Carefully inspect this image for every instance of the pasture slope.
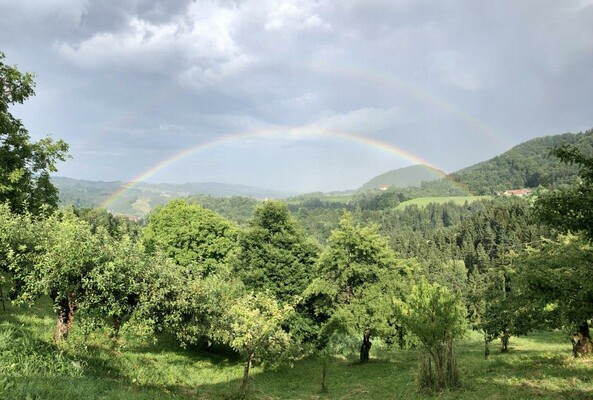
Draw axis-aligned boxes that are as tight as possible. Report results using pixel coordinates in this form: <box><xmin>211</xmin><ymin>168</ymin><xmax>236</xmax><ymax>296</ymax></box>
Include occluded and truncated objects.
<box><xmin>1</xmin><ymin>295</ymin><xmax>592</xmax><ymax>399</ymax></box>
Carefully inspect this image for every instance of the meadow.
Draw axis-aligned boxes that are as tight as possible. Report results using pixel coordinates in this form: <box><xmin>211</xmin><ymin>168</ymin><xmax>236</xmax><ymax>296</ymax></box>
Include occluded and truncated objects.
<box><xmin>2</xmin><ymin>296</ymin><xmax>592</xmax><ymax>400</ymax></box>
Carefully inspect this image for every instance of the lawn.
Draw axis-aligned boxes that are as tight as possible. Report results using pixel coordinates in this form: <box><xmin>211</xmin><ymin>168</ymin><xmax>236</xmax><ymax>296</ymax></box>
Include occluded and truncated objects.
<box><xmin>1</xmin><ymin>297</ymin><xmax>592</xmax><ymax>399</ymax></box>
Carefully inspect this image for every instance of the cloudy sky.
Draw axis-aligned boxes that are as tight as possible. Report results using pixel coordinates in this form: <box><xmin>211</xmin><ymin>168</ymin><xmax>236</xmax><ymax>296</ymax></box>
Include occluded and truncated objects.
<box><xmin>1</xmin><ymin>0</ymin><xmax>592</xmax><ymax>192</ymax></box>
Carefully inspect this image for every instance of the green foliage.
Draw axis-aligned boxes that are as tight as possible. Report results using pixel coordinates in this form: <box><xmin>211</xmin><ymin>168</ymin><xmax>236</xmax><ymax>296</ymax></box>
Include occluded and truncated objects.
<box><xmin>143</xmin><ymin>199</ymin><xmax>238</xmax><ymax>276</ymax></box>
<box><xmin>535</xmin><ymin>143</ymin><xmax>593</xmax><ymax>241</ymax></box>
<box><xmin>188</xmin><ymin>195</ymin><xmax>259</xmax><ymax>226</ymax></box>
<box><xmin>307</xmin><ymin>212</ymin><xmax>415</xmax><ymax>362</ymax></box>
<box><xmin>75</xmin><ymin>207</ymin><xmax>141</xmax><ymax>239</ymax></box>
<box><xmin>129</xmin><ymin>253</ymin><xmax>187</xmax><ymax>337</ymax></box>
<box><xmin>311</xmin><ymin>212</ymin><xmax>403</xmax><ymax>300</ymax></box>
<box><xmin>450</xmin><ymin>129</ymin><xmax>593</xmax><ymax>194</ymax></box>
<box><xmin>0</xmin><ymin>51</ymin><xmax>69</xmax><ymax>215</ymax></box>
<box><xmin>212</xmin><ymin>292</ymin><xmax>293</xmax><ymax>361</ymax></box>
<box><xmin>233</xmin><ymin>200</ymin><xmax>318</xmax><ymax>303</ymax></box>
<box><xmin>399</xmin><ymin>280</ymin><xmax>466</xmax><ymax>390</ymax></box>
<box><xmin>395</xmin><ymin>196</ymin><xmax>491</xmax><ymax>211</ymax></box>
<box><xmin>400</xmin><ymin>280</ymin><xmax>466</xmax><ymax>354</ymax></box>
<box><xmin>211</xmin><ymin>291</ymin><xmax>294</xmax><ymax>395</ymax></box>
<box><xmin>77</xmin><ymin>234</ymin><xmax>147</xmax><ymax>336</ymax></box>
<box><xmin>466</xmin><ymin>264</ymin><xmax>524</xmax><ymax>355</ymax></box>
<box><xmin>515</xmin><ymin>235</ymin><xmax>593</xmax><ymax>335</ymax></box>
<box><xmin>9</xmin><ymin>207</ymin><xmax>110</xmax><ymax>340</ymax></box>
<box><xmin>164</xmin><ymin>272</ymin><xmax>245</xmax><ymax>347</ymax></box>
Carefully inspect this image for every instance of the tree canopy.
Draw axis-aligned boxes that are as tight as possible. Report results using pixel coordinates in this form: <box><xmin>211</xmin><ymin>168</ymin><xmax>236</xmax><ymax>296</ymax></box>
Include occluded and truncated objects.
<box><xmin>535</xmin><ymin>144</ymin><xmax>593</xmax><ymax>241</ymax></box>
<box><xmin>232</xmin><ymin>200</ymin><xmax>318</xmax><ymax>303</ymax></box>
<box><xmin>0</xmin><ymin>52</ymin><xmax>69</xmax><ymax>214</ymax></box>
<box><xmin>142</xmin><ymin>199</ymin><xmax>238</xmax><ymax>276</ymax></box>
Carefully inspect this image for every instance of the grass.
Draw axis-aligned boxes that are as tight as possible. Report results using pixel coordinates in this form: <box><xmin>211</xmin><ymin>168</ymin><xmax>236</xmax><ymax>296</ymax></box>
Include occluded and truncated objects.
<box><xmin>1</xmin><ymin>297</ymin><xmax>593</xmax><ymax>399</ymax></box>
<box><xmin>395</xmin><ymin>196</ymin><xmax>492</xmax><ymax>211</ymax></box>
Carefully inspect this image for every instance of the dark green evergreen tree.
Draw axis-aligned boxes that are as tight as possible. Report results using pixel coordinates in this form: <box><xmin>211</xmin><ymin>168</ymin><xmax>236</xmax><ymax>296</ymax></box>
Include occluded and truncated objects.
<box><xmin>232</xmin><ymin>200</ymin><xmax>318</xmax><ymax>304</ymax></box>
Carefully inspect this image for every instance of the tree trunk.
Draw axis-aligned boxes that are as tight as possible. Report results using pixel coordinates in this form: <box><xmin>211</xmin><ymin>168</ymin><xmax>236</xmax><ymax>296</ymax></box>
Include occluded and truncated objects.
<box><xmin>320</xmin><ymin>356</ymin><xmax>328</xmax><ymax>392</ymax></box>
<box><xmin>110</xmin><ymin>315</ymin><xmax>122</xmax><ymax>338</ymax></box>
<box><xmin>484</xmin><ymin>335</ymin><xmax>490</xmax><ymax>359</ymax></box>
<box><xmin>434</xmin><ymin>350</ymin><xmax>444</xmax><ymax>389</ymax></box>
<box><xmin>359</xmin><ymin>333</ymin><xmax>372</xmax><ymax>363</ymax></box>
<box><xmin>500</xmin><ymin>332</ymin><xmax>509</xmax><ymax>353</ymax></box>
<box><xmin>571</xmin><ymin>321</ymin><xmax>593</xmax><ymax>357</ymax></box>
<box><xmin>54</xmin><ymin>295</ymin><xmax>75</xmax><ymax>342</ymax></box>
<box><xmin>240</xmin><ymin>351</ymin><xmax>254</xmax><ymax>397</ymax></box>
<box><xmin>0</xmin><ymin>284</ymin><xmax>5</xmax><ymax>312</ymax></box>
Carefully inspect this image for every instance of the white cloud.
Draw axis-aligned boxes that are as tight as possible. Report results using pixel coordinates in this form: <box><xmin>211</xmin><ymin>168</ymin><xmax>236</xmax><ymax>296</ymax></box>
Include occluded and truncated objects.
<box><xmin>264</xmin><ymin>0</ymin><xmax>331</xmax><ymax>32</ymax></box>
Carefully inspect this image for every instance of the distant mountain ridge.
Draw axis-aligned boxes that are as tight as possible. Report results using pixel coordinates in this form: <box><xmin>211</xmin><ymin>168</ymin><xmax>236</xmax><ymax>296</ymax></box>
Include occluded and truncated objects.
<box><xmin>54</xmin><ymin>177</ymin><xmax>293</xmax><ymax>217</ymax></box>
<box><xmin>359</xmin><ymin>164</ymin><xmax>445</xmax><ymax>191</ymax></box>
<box><xmin>55</xmin><ymin>127</ymin><xmax>593</xmax><ymax>216</ymax></box>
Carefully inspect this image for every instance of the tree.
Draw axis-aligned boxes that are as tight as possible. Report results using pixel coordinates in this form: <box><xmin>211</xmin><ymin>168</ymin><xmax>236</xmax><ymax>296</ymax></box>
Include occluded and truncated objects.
<box><xmin>306</xmin><ymin>212</ymin><xmax>414</xmax><ymax>363</ymax></box>
<box><xmin>0</xmin><ymin>203</ymin><xmax>39</xmax><ymax>309</ymax></box>
<box><xmin>467</xmin><ymin>265</ymin><xmax>523</xmax><ymax>357</ymax></box>
<box><xmin>314</xmin><ymin>320</ymin><xmax>358</xmax><ymax>393</ymax></box>
<box><xmin>514</xmin><ymin>235</ymin><xmax>593</xmax><ymax>357</ymax></box>
<box><xmin>535</xmin><ymin>144</ymin><xmax>593</xmax><ymax>241</ymax></box>
<box><xmin>0</xmin><ymin>51</ymin><xmax>69</xmax><ymax>215</ymax></box>
<box><xmin>75</xmin><ymin>207</ymin><xmax>141</xmax><ymax>240</ymax></box>
<box><xmin>532</xmin><ymin>145</ymin><xmax>593</xmax><ymax>356</ymax></box>
<box><xmin>211</xmin><ymin>292</ymin><xmax>293</xmax><ymax>397</ymax></box>
<box><xmin>78</xmin><ymin>234</ymin><xmax>147</xmax><ymax>337</ymax></box>
<box><xmin>233</xmin><ymin>200</ymin><xmax>318</xmax><ymax>304</ymax></box>
<box><xmin>398</xmin><ymin>280</ymin><xmax>466</xmax><ymax>391</ymax></box>
<box><xmin>142</xmin><ymin>199</ymin><xmax>238</xmax><ymax>276</ymax></box>
<box><xmin>10</xmin><ymin>208</ymin><xmax>108</xmax><ymax>341</ymax></box>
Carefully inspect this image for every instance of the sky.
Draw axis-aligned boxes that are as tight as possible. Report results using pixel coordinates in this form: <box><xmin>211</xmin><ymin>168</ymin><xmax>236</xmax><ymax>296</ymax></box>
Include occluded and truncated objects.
<box><xmin>1</xmin><ymin>0</ymin><xmax>592</xmax><ymax>193</ymax></box>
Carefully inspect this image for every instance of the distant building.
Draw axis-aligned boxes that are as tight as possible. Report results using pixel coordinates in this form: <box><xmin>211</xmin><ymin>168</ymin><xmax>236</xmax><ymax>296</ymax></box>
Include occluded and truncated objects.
<box><xmin>379</xmin><ymin>185</ymin><xmax>389</xmax><ymax>191</ymax></box>
<box><xmin>502</xmin><ymin>188</ymin><xmax>532</xmax><ymax>197</ymax></box>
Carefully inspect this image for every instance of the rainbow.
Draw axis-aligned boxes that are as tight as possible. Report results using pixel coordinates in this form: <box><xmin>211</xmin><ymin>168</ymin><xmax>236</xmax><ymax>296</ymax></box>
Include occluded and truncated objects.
<box><xmin>300</xmin><ymin>61</ymin><xmax>507</xmax><ymax>149</ymax></box>
<box><xmin>92</xmin><ymin>62</ymin><xmax>508</xmax><ymax>151</ymax></box>
<box><xmin>96</xmin><ymin>61</ymin><xmax>504</xmax><ymax>209</ymax></box>
<box><xmin>99</xmin><ymin>127</ymin><xmax>471</xmax><ymax>209</ymax></box>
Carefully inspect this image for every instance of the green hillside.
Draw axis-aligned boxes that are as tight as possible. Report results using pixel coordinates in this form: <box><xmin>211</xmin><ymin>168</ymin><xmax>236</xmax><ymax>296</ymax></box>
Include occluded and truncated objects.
<box><xmin>54</xmin><ymin>177</ymin><xmax>291</xmax><ymax>217</ymax></box>
<box><xmin>449</xmin><ymin>128</ymin><xmax>593</xmax><ymax>194</ymax></box>
<box><xmin>359</xmin><ymin>164</ymin><xmax>445</xmax><ymax>191</ymax></box>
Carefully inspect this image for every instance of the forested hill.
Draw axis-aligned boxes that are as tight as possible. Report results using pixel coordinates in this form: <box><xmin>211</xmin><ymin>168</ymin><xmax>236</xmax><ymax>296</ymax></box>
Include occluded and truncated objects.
<box><xmin>53</xmin><ymin>177</ymin><xmax>292</xmax><ymax>217</ymax></box>
<box><xmin>448</xmin><ymin>128</ymin><xmax>593</xmax><ymax>194</ymax></box>
<box><xmin>358</xmin><ymin>164</ymin><xmax>445</xmax><ymax>191</ymax></box>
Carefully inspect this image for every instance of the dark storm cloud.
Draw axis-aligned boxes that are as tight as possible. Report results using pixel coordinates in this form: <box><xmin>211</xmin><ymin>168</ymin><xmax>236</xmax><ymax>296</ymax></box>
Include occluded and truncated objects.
<box><xmin>0</xmin><ymin>0</ymin><xmax>592</xmax><ymax>191</ymax></box>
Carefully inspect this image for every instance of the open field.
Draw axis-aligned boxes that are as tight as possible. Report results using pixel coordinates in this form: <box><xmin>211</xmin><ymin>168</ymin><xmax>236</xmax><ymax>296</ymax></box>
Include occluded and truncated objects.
<box><xmin>395</xmin><ymin>196</ymin><xmax>492</xmax><ymax>211</ymax></box>
<box><xmin>1</xmin><ymin>297</ymin><xmax>592</xmax><ymax>400</ymax></box>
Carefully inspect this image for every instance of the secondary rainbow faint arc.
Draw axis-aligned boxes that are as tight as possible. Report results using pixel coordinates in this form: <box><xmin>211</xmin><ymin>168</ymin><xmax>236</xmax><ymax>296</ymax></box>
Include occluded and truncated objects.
<box><xmin>95</xmin><ymin>62</ymin><xmax>508</xmax><ymax>151</ymax></box>
<box><xmin>99</xmin><ymin>128</ymin><xmax>471</xmax><ymax>209</ymax></box>
<box><xmin>302</xmin><ymin>61</ymin><xmax>508</xmax><ymax>149</ymax></box>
